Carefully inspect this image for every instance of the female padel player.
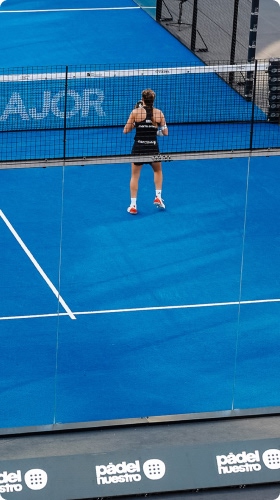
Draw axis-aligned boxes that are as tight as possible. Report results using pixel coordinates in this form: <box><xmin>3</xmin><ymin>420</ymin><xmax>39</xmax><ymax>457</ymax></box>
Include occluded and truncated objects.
<box><xmin>123</xmin><ymin>88</ymin><xmax>168</xmax><ymax>214</ymax></box>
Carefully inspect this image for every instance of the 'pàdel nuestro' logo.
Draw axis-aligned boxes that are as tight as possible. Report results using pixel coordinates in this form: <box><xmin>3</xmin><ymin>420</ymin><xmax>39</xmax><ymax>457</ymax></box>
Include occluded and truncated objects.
<box><xmin>95</xmin><ymin>459</ymin><xmax>166</xmax><ymax>486</ymax></box>
<box><xmin>216</xmin><ymin>447</ymin><xmax>280</xmax><ymax>475</ymax></box>
<box><xmin>216</xmin><ymin>450</ymin><xmax>261</xmax><ymax>474</ymax></box>
<box><xmin>0</xmin><ymin>468</ymin><xmax>48</xmax><ymax>493</ymax></box>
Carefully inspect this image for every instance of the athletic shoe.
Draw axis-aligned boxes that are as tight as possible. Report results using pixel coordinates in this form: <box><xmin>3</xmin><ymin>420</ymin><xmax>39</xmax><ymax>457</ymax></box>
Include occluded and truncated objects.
<box><xmin>153</xmin><ymin>197</ymin><xmax>165</xmax><ymax>209</ymax></box>
<box><xmin>127</xmin><ymin>206</ymin><xmax>138</xmax><ymax>214</ymax></box>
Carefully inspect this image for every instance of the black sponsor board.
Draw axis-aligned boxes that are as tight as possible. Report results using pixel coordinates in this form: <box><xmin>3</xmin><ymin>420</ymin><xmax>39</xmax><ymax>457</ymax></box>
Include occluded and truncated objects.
<box><xmin>115</xmin><ymin>484</ymin><xmax>280</xmax><ymax>500</ymax></box>
<box><xmin>1</xmin><ymin>438</ymin><xmax>280</xmax><ymax>499</ymax></box>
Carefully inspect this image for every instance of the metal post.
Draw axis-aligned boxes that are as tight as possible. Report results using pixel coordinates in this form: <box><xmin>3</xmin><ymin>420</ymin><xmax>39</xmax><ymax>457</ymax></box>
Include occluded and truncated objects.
<box><xmin>156</xmin><ymin>0</ymin><xmax>162</xmax><ymax>22</ymax></box>
<box><xmin>249</xmin><ymin>59</ymin><xmax>258</xmax><ymax>150</ymax></box>
<box><xmin>191</xmin><ymin>0</ymin><xmax>198</xmax><ymax>52</ymax></box>
<box><xmin>245</xmin><ymin>0</ymin><xmax>259</xmax><ymax>100</ymax></box>
<box><xmin>156</xmin><ymin>0</ymin><xmax>172</xmax><ymax>22</ymax></box>
<box><xmin>229</xmin><ymin>0</ymin><xmax>240</xmax><ymax>86</ymax></box>
<box><xmin>248</xmin><ymin>0</ymin><xmax>259</xmax><ymax>62</ymax></box>
<box><xmin>63</xmin><ymin>66</ymin><xmax>69</xmax><ymax>161</ymax></box>
<box><xmin>230</xmin><ymin>0</ymin><xmax>239</xmax><ymax>65</ymax></box>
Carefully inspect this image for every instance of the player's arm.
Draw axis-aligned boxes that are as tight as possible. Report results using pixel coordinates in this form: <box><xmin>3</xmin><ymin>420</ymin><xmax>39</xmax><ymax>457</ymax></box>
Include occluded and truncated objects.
<box><xmin>159</xmin><ymin>111</ymin><xmax>168</xmax><ymax>136</ymax></box>
<box><xmin>123</xmin><ymin>110</ymin><xmax>136</xmax><ymax>134</ymax></box>
<box><xmin>156</xmin><ymin>110</ymin><xmax>168</xmax><ymax>136</ymax></box>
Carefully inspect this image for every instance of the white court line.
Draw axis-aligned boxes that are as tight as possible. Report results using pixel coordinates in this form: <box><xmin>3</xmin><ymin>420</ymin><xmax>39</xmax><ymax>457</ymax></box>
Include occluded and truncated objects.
<box><xmin>1</xmin><ymin>298</ymin><xmax>280</xmax><ymax>321</ymax></box>
<box><xmin>0</xmin><ymin>7</ymin><xmax>140</xmax><ymax>13</ymax></box>
<box><xmin>0</xmin><ymin>210</ymin><xmax>76</xmax><ymax>320</ymax></box>
<box><xmin>0</xmin><ymin>64</ymin><xmax>263</xmax><ymax>83</ymax></box>
<box><xmin>0</xmin><ymin>313</ymin><xmax>68</xmax><ymax>321</ymax></box>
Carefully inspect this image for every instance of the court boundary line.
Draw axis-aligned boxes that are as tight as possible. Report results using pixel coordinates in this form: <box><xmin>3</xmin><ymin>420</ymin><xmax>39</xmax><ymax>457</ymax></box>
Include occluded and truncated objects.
<box><xmin>1</xmin><ymin>298</ymin><xmax>280</xmax><ymax>321</ymax></box>
<box><xmin>0</xmin><ymin>7</ymin><xmax>141</xmax><ymax>13</ymax></box>
<box><xmin>0</xmin><ymin>209</ymin><xmax>76</xmax><ymax>320</ymax></box>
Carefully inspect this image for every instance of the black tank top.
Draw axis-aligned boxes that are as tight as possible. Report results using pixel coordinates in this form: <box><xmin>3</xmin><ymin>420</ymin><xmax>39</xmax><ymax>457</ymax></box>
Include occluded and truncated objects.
<box><xmin>134</xmin><ymin>107</ymin><xmax>157</xmax><ymax>144</ymax></box>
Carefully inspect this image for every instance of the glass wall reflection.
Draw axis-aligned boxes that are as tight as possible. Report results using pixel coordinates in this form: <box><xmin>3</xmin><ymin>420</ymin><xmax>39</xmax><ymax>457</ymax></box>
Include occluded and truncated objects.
<box><xmin>133</xmin><ymin>0</ymin><xmax>157</xmax><ymax>20</ymax></box>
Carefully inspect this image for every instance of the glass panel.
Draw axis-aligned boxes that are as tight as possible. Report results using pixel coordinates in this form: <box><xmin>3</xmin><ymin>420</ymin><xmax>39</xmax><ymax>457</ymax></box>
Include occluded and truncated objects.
<box><xmin>0</xmin><ymin>167</ymin><xmax>64</xmax><ymax>427</ymax></box>
<box><xmin>233</xmin><ymin>155</ymin><xmax>280</xmax><ymax>410</ymax></box>
<box><xmin>54</xmin><ymin>157</ymin><xmax>247</xmax><ymax>424</ymax></box>
<box><xmin>1</xmin><ymin>153</ymin><xmax>280</xmax><ymax>429</ymax></box>
<box><xmin>133</xmin><ymin>0</ymin><xmax>157</xmax><ymax>20</ymax></box>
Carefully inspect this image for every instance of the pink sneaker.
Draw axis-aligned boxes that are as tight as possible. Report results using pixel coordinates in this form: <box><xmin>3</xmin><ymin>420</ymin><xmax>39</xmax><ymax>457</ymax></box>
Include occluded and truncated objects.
<box><xmin>127</xmin><ymin>205</ymin><xmax>138</xmax><ymax>214</ymax></box>
<box><xmin>153</xmin><ymin>197</ymin><xmax>165</xmax><ymax>209</ymax></box>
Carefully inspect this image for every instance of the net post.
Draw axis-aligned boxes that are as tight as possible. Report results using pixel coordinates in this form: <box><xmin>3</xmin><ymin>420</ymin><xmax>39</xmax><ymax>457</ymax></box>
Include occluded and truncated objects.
<box><xmin>63</xmin><ymin>65</ymin><xmax>69</xmax><ymax>161</ymax></box>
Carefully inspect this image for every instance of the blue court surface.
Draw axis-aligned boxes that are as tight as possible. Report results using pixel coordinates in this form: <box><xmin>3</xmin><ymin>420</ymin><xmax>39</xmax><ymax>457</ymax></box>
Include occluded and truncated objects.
<box><xmin>0</xmin><ymin>0</ymin><xmax>200</xmax><ymax>67</ymax></box>
<box><xmin>0</xmin><ymin>0</ymin><xmax>280</xmax><ymax>430</ymax></box>
<box><xmin>1</xmin><ymin>155</ymin><xmax>280</xmax><ymax>428</ymax></box>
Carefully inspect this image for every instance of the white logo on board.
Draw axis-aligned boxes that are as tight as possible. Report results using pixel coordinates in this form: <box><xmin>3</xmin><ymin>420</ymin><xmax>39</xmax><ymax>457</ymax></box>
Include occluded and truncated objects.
<box><xmin>216</xmin><ymin>450</ymin><xmax>261</xmax><ymax>475</ymax></box>
<box><xmin>216</xmin><ymin>447</ymin><xmax>280</xmax><ymax>475</ymax></box>
<box><xmin>0</xmin><ymin>468</ymin><xmax>48</xmax><ymax>494</ymax></box>
<box><xmin>95</xmin><ymin>458</ymin><xmax>166</xmax><ymax>486</ymax></box>
<box><xmin>142</xmin><ymin>459</ymin><xmax>166</xmax><ymax>480</ymax></box>
<box><xmin>262</xmin><ymin>449</ymin><xmax>280</xmax><ymax>469</ymax></box>
<box><xmin>24</xmin><ymin>469</ymin><xmax>48</xmax><ymax>490</ymax></box>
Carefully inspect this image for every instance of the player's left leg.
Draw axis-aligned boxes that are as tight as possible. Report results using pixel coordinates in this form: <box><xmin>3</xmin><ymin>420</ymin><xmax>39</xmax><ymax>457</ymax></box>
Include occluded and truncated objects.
<box><xmin>151</xmin><ymin>162</ymin><xmax>165</xmax><ymax>209</ymax></box>
<box><xmin>127</xmin><ymin>162</ymin><xmax>143</xmax><ymax>214</ymax></box>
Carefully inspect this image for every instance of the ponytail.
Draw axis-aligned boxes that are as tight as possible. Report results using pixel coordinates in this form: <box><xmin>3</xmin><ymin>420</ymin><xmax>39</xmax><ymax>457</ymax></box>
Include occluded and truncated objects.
<box><xmin>141</xmin><ymin>89</ymin><xmax>157</xmax><ymax>126</ymax></box>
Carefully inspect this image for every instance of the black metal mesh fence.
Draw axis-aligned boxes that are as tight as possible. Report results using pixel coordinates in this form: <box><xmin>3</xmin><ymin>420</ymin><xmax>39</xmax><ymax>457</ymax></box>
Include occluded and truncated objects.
<box><xmin>157</xmin><ymin>0</ymin><xmax>252</xmax><ymax>63</ymax></box>
<box><xmin>0</xmin><ymin>60</ymin><xmax>279</xmax><ymax>169</ymax></box>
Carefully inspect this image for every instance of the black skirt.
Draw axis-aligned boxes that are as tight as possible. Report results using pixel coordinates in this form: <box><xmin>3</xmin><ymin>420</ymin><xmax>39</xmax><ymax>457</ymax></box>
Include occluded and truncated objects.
<box><xmin>131</xmin><ymin>141</ymin><xmax>160</xmax><ymax>156</ymax></box>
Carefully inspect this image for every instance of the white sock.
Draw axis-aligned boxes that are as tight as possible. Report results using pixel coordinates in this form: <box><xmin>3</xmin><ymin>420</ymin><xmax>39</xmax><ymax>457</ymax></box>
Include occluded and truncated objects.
<box><xmin>131</xmin><ymin>198</ymin><xmax>137</xmax><ymax>207</ymax></box>
<box><xmin>156</xmin><ymin>190</ymin><xmax>162</xmax><ymax>199</ymax></box>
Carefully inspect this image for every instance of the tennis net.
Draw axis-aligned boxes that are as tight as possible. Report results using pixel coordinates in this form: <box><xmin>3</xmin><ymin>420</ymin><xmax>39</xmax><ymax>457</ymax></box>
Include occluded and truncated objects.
<box><xmin>0</xmin><ymin>60</ymin><xmax>279</xmax><ymax>168</ymax></box>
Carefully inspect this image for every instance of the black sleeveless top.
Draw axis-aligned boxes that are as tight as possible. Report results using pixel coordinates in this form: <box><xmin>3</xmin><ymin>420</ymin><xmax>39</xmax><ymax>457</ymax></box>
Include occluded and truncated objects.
<box><xmin>131</xmin><ymin>106</ymin><xmax>159</xmax><ymax>155</ymax></box>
